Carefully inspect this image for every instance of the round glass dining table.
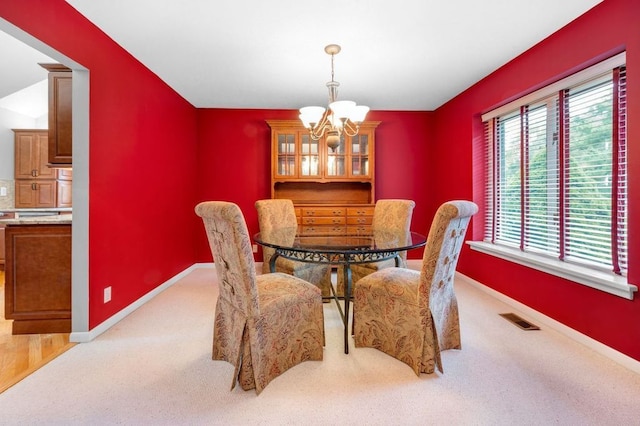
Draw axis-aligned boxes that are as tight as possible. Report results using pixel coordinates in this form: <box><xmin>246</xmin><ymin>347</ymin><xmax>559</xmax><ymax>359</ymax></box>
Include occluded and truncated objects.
<box><xmin>254</xmin><ymin>228</ymin><xmax>427</xmax><ymax>353</ymax></box>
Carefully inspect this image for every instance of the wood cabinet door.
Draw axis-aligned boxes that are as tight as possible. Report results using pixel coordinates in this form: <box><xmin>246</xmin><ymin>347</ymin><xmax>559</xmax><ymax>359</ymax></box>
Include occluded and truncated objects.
<box><xmin>4</xmin><ymin>224</ymin><xmax>72</xmax><ymax>334</ymax></box>
<box><xmin>36</xmin><ymin>181</ymin><xmax>57</xmax><ymax>207</ymax></box>
<box><xmin>14</xmin><ymin>133</ymin><xmax>36</xmax><ymax>180</ymax></box>
<box><xmin>57</xmin><ymin>168</ymin><xmax>73</xmax><ymax>180</ymax></box>
<box><xmin>273</xmin><ymin>130</ymin><xmax>299</xmax><ymax>179</ymax></box>
<box><xmin>14</xmin><ymin>130</ymin><xmax>55</xmax><ymax>180</ymax></box>
<box><xmin>15</xmin><ymin>181</ymin><xmax>36</xmax><ymax>207</ymax></box>
<box><xmin>348</xmin><ymin>131</ymin><xmax>373</xmax><ymax>179</ymax></box>
<box><xmin>299</xmin><ymin>134</ymin><xmax>322</xmax><ymax>178</ymax></box>
<box><xmin>57</xmin><ymin>180</ymin><xmax>72</xmax><ymax>207</ymax></box>
<box><xmin>15</xmin><ymin>180</ymin><xmax>57</xmax><ymax>208</ymax></box>
<box><xmin>48</xmin><ymin>69</ymin><xmax>73</xmax><ymax>165</ymax></box>
<box><xmin>0</xmin><ymin>225</ymin><xmax>5</xmax><ymax>267</ymax></box>
<box><xmin>325</xmin><ymin>135</ymin><xmax>347</xmax><ymax>178</ymax></box>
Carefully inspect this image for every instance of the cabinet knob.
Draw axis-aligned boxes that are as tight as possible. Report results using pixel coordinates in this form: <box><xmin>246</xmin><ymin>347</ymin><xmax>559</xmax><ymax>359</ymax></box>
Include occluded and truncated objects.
<box><xmin>32</xmin><ymin>169</ymin><xmax>37</xmax><ymax>177</ymax></box>
<box><xmin>31</xmin><ymin>183</ymin><xmax>37</xmax><ymax>190</ymax></box>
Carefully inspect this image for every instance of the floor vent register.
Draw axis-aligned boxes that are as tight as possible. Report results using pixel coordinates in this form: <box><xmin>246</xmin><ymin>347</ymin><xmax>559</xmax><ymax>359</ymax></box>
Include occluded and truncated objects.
<box><xmin>499</xmin><ymin>313</ymin><xmax>540</xmax><ymax>330</ymax></box>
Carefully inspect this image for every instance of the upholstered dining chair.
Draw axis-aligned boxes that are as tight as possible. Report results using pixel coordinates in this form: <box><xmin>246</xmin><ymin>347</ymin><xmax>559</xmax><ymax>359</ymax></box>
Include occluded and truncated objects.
<box><xmin>337</xmin><ymin>199</ymin><xmax>415</xmax><ymax>295</ymax></box>
<box><xmin>255</xmin><ymin>199</ymin><xmax>332</xmax><ymax>297</ymax></box>
<box><xmin>195</xmin><ymin>201</ymin><xmax>324</xmax><ymax>394</ymax></box>
<box><xmin>353</xmin><ymin>200</ymin><xmax>478</xmax><ymax>375</ymax></box>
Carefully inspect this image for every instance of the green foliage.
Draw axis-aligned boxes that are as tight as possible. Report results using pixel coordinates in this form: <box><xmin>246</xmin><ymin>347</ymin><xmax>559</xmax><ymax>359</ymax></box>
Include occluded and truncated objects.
<box><xmin>496</xmin><ymin>83</ymin><xmax>615</xmax><ymax>265</ymax></box>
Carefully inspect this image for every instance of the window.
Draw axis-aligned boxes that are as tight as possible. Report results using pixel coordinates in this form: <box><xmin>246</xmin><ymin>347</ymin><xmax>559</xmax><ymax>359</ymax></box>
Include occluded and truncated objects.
<box><xmin>470</xmin><ymin>53</ymin><xmax>635</xmax><ymax>299</ymax></box>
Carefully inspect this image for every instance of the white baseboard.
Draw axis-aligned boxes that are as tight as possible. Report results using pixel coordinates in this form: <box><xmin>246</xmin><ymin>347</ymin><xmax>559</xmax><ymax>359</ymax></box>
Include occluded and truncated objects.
<box><xmin>456</xmin><ymin>271</ymin><xmax>640</xmax><ymax>375</ymax></box>
<box><xmin>69</xmin><ymin>263</ymin><xmax>213</xmax><ymax>343</ymax></box>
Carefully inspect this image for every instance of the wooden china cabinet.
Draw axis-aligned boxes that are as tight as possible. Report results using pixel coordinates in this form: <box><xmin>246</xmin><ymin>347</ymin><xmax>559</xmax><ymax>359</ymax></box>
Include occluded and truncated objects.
<box><xmin>267</xmin><ymin>120</ymin><xmax>380</xmax><ymax>235</ymax></box>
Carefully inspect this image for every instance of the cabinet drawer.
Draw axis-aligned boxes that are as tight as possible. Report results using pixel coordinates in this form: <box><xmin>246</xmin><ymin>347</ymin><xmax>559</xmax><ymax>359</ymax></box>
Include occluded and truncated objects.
<box><xmin>57</xmin><ymin>168</ymin><xmax>73</xmax><ymax>181</ymax></box>
<box><xmin>347</xmin><ymin>225</ymin><xmax>372</xmax><ymax>234</ymax></box>
<box><xmin>346</xmin><ymin>216</ymin><xmax>372</xmax><ymax>225</ymax></box>
<box><xmin>347</xmin><ymin>207</ymin><xmax>374</xmax><ymax>216</ymax></box>
<box><xmin>302</xmin><ymin>225</ymin><xmax>346</xmax><ymax>235</ymax></box>
<box><xmin>302</xmin><ymin>207</ymin><xmax>346</xmax><ymax>217</ymax></box>
<box><xmin>302</xmin><ymin>216</ymin><xmax>346</xmax><ymax>225</ymax></box>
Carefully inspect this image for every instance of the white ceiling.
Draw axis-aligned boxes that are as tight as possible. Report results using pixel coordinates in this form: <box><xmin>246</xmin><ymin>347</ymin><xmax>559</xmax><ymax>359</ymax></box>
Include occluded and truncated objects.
<box><xmin>2</xmin><ymin>0</ymin><xmax>602</xmax><ymax>113</ymax></box>
<box><xmin>0</xmin><ymin>30</ymin><xmax>52</xmax><ymax>118</ymax></box>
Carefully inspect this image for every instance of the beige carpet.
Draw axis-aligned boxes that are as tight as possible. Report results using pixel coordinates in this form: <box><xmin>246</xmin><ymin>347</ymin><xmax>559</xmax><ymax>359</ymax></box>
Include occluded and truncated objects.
<box><xmin>0</xmin><ymin>263</ymin><xmax>639</xmax><ymax>425</ymax></box>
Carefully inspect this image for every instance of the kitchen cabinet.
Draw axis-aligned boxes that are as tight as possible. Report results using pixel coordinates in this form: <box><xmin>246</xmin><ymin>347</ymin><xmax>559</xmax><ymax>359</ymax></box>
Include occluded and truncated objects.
<box><xmin>267</xmin><ymin>120</ymin><xmax>379</xmax><ymax>234</ymax></box>
<box><xmin>40</xmin><ymin>63</ymin><xmax>72</xmax><ymax>166</ymax></box>
<box><xmin>0</xmin><ymin>227</ymin><xmax>3</xmax><ymax>270</ymax></box>
<box><xmin>15</xmin><ymin>180</ymin><xmax>57</xmax><ymax>208</ymax></box>
<box><xmin>0</xmin><ymin>212</ymin><xmax>15</xmax><ymax>270</ymax></box>
<box><xmin>13</xmin><ymin>130</ymin><xmax>73</xmax><ymax>208</ymax></box>
<box><xmin>4</xmin><ymin>223</ymin><xmax>72</xmax><ymax>334</ymax></box>
<box><xmin>56</xmin><ymin>169</ymin><xmax>73</xmax><ymax>208</ymax></box>
<box><xmin>14</xmin><ymin>129</ymin><xmax>56</xmax><ymax>208</ymax></box>
<box><xmin>14</xmin><ymin>130</ymin><xmax>56</xmax><ymax>180</ymax></box>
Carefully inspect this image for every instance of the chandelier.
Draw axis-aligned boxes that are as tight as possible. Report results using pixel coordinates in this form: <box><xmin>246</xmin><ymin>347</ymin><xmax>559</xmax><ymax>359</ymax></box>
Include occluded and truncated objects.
<box><xmin>299</xmin><ymin>44</ymin><xmax>369</xmax><ymax>151</ymax></box>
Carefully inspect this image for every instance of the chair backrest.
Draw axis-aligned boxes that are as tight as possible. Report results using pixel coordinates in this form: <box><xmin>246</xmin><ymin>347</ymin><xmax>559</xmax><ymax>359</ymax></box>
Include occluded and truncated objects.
<box><xmin>372</xmin><ymin>199</ymin><xmax>416</xmax><ymax>261</ymax></box>
<box><xmin>256</xmin><ymin>199</ymin><xmax>298</xmax><ymax>231</ymax></box>
<box><xmin>195</xmin><ymin>201</ymin><xmax>259</xmax><ymax>317</ymax></box>
<box><xmin>255</xmin><ymin>199</ymin><xmax>298</xmax><ymax>273</ymax></box>
<box><xmin>419</xmin><ymin>200</ymin><xmax>479</xmax><ymax>302</ymax></box>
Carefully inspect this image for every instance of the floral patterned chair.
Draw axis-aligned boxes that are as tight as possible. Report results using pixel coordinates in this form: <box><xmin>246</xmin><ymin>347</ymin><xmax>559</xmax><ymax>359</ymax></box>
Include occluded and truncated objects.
<box><xmin>195</xmin><ymin>201</ymin><xmax>324</xmax><ymax>394</ymax></box>
<box><xmin>255</xmin><ymin>199</ymin><xmax>332</xmax><ymax>297</ymax></box>
<box><xmin>337</xmin><ymin>199</ymin><xmax>415</xmax><ymax>295</ymax></box>
<box><xmin>353</xmin><ymin>200</ymin><xmax>478</xmax><ymax>375</ymax></box>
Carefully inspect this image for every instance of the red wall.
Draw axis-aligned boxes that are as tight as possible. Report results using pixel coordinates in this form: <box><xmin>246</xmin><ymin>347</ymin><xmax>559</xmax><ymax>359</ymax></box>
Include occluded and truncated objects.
<box><xmin>0</xmin><ymin>0</ymin><xmax>200</xmax><ymax>328</ymax></box>
<box><xmin>434</xmin><ymin>0</ymin><xmax>640</xmax><ymax>360</ymax></box>
<box><xmin>195</xmin><ymin>109</ymin><xmax>435</xmax><ymax>262</ymax></box>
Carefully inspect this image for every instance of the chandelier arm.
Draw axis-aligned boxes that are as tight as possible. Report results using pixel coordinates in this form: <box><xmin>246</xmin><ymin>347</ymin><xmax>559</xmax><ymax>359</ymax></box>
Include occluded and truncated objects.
<box><xmin>309</xmin><ymin>113</ymin><xmax>332</xmax><ymax>139</ymax></box>
<box><xmin>342</xmin><ymin>119</ymin><xmax>360</xmax><ymax>137</ymax></box>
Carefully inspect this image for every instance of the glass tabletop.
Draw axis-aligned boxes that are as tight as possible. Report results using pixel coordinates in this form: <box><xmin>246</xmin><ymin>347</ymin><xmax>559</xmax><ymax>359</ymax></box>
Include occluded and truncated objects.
<box><xmin>254</xmin><ymin>227</ymin><xmax>426</xmax><ymax>257</ymax></box>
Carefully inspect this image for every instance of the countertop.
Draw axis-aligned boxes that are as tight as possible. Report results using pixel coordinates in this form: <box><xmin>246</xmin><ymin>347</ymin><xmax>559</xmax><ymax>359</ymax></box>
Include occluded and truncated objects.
<box><xmin>1</xmin><ymin>207</ymin><xmax>72</xmax><ymax>214</ymax></box>
<box><xmin>0</xmin><ymin>213</ymin><xmax>72</xmax><ymax>225</ymax></box>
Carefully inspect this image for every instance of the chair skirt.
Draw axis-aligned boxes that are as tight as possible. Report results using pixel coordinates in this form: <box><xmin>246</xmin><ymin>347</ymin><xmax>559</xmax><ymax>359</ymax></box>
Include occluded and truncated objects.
<box><xmin>213</xmin><ymin>272</ymin><xmax>324</xmax><ymax>394</ymax></box>
<box><xmin>353</xmin><ymin>267</ymin><xmax>441</xmax><ymax>375</ymax></box>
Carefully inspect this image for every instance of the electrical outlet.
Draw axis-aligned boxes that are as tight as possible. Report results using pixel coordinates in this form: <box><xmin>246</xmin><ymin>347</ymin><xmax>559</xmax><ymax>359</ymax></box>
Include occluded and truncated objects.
<box><xmin>0</xmin><ymin>187</ymin><xmax>6</xmax><ymax>197</ymax></box>
<box><xmin>252</xmin><ymin>244</ymin><xmax>258</xmax><ymax>253</ymax></box>
<box><xmin>104</xmin><ymin>286</ymin><xmax>112</xmax><ymax>303</ymax></box>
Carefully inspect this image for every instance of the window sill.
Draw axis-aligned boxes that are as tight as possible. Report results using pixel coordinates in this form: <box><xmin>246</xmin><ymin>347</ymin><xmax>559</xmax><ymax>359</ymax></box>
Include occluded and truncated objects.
<box><xmin>467</xmin><ymin>241</ymin><xmax>637</xmax><ymax>300</ymax></box>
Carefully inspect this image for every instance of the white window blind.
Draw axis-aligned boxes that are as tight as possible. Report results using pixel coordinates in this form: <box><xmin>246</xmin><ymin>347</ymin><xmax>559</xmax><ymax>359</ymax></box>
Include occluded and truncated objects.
<box><xmin>482</xmin><ymin>56</ymin><xmax>627</xmax><ymax>277</ymax></box>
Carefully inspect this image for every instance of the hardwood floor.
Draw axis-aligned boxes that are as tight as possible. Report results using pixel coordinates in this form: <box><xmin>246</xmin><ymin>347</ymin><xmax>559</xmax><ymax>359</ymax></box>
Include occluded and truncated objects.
<box><xmin>0</xmin><ymin>270</ymin><xmax>75</xmax><ymax>393</ymax></box>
